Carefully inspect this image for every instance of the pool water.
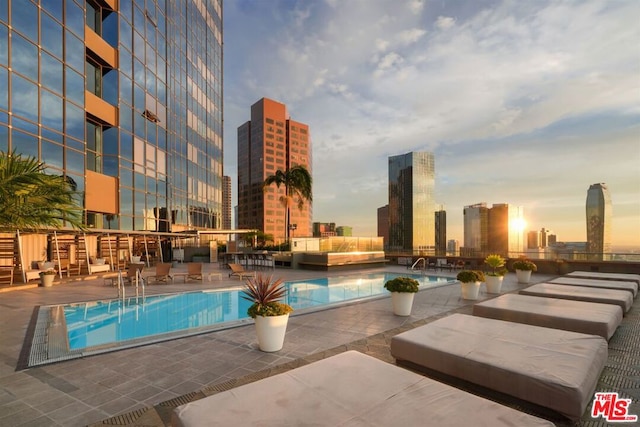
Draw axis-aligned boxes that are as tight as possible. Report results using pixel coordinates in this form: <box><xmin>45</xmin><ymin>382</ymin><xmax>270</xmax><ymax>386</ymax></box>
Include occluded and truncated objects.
<box><xmin>63</xmin><ymin>272</ymin><xmax>453</xmax><ymax>352</ymax></box>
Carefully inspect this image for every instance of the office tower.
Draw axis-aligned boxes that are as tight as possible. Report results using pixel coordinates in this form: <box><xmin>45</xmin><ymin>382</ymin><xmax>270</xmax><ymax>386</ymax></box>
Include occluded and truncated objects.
<box><xmin>388</xmin><ymin>152</ymin><xmax>435</xmax><ymax>252</ymax></box>
<box><xmin>0</xmin><ymin>1</ymin><xmax>223</xmax><ymax>232</ymax></box>
<box><xmin>539</xmin><ymin>228</ymin><xmax>550</xmax><ymax>248</ymax></box>
<box><xmin>447</xmin><ymin>239</ymin><xmax>459</xmax><ymax>256</ymax></box>
<box><xmin>336</xmin><ymin>226</ymin><xmax>352</xmax><ymax>237</ymax></box>
<box><xmin>548</xmin><ymin>234</ymin><xmax>557</xmax><ymax>245</ymax></box>
<box><xmin>435</xmin><ymin>209</ymin><xmax>446</xmax><ymax>255</ymax></box>
<box><xmin>223</xmin><ymin>176</ymin><xmax>232</xmax><ymax>229</ymax></box>
<box><xmin>377</xmin><ymin>205</ymin><xmax>389</xmax><ymax>248</ymax></box>
<box><xmin>586</xmin><ymin>183</ymin><xmax>612</xmax><ymax>260</ymax></box>
<box><xmin>488</xmin><ymin>203</ymin><xmax>525</xmax><ymax>256</ymax></box>
<box><xmin>463</xmin><ymin>203</ymin><xmax>524</xmax><ymax>256</ymax></box>
<box><xmin>313</xmin><ymin>222</ymin><xmax>336</xmax><ymax>237</ymax></box>
<box><xmin>463</xmin><ymin>203</ymin><xmax>488</xmax><ymax>256</ymax></box>
<box><xmin>527</xmin><ymin>230</ymin><xmax>540</xmax><ymax>249</ymax></box>
<box><xmin>237</xmin><ymin>98</ymin><xmax>311</xmax><ymax>241</ymax></box>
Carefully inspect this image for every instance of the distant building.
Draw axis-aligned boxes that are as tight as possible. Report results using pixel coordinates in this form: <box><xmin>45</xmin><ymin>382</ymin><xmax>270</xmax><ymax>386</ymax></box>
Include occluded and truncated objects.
<box><xmin>388</xmin><ymin>152</ymin><xmax>435</xmax><ymax>252</ymax></box>
<box><xmin>313</xmin><ymin>222</ymin><xmax>336</xmax><ymax>237</ymax></box>
<box><xmin>447</xmin><ymin>239</ymin><xmax>459</xmax><ymax>256</ymax></box>
<box><xmin>462</xmin><ymin>203</ymin><xmax>488</xmax><ymax>256</ymax></box>
<box><xmin>336</xmin><ymin>226</ymin><xmax>352</xmax><ymax>237</ymax></box>
<box><xmin>377</xmin><ymin>205</ymin><xmax>389</xmax><ymax>248</ymax></box>
<box><xmin>586</xmin><ymin>183</ymin><xmax>612</xmax><ymax>260</ymax></box>
<box><xmin>223</xmin><ymin>176</ymin><xmax>232</xmax><ymax>229</ymax></box>
<box><xmin>527</xmin><ymin>230</ymin><xmax>540</xmax><ymax>249</ymax></box>
<box><xmin>539</xmin><ymin>228</ymin><xmax>551</xmax><ymax>248</ymax></box>
<box><xmin>237</xmin><ymin>98</ymin><xmax>312</xmax><ymax>241</ymax></box>
<box><xmin>548</xmin><ymin>234</ymin><xmax>557</xmax><ymax>245</ymax></box>
<box><xmin>435</xmin><ymin>209</ymin><xmax>447</xmax><ymax>256</ymax></box>
<box><xmin>463</xmin><ymin>202</ymin><xmax>524</xmax><ymax>257</ymax></box>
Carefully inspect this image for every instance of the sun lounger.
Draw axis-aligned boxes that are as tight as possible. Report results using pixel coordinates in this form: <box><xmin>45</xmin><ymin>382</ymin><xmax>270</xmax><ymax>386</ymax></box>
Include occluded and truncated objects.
<box><xmin>520</xmin><ymin>283</ymin><xmax>633</xmax><ymax>313</ymax></box>
<box><xmin>228</xmin><ymin>263</ymin><xmax>256</xmax><ymax>280</ymax></box>
<box><xmin>390</xmin><ymin>314</ymin><xmax>608</xmax><ymax>420</ymax></box>
<box><xmin>565</xmin><ymin>271</ymin><xmax>640</xmax><ymax>286</ymax></box>
<box><xmin>473</xmin><ymin>293</ymin><xmax>622</xmax><ymax>340</ymax></box>
<box><xmin>550</xmin><ymin>276</ymin><xmax>638</xmax><ymax>297</ymax></box>
<box><xmin>173</xmin><ymin>350</ymin><xmax>554</xmax><ymax>427</ymax></box>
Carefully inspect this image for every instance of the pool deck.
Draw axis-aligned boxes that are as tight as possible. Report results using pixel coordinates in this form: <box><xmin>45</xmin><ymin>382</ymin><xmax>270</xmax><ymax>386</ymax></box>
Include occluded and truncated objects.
<box><xmin>0</xmin><ymin>264</ymin><xmax>638</xmax><ymax>426</ymax></box>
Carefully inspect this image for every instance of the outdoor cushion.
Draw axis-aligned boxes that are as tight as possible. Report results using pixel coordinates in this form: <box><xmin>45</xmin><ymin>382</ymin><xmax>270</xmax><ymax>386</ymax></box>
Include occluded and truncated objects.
<box><xmin>472</xmin><ymin>293</ymin><xmax>622</xmax><ymax>340</ymax></box>
<box><xmin>550</xmin><ymin>277</ymin><xmax>637</xmax><ymax>297</ymax></box>
<box><xmin>565</xmin><ymin>271</ymin><xmax>640</xmax><ymax>286</ymax></box>
<box><xmin>390</xmin><ymin>314</ymin><xmax>608</xmax><ymax>420</ymax></box>
<box><xmin>521</xmin><ymin>283</ymin><xmax>633</xmax><ymax>313</ymax></box>
<box><xmin>172</xmin><ymin>350</ymin><xmax>554</xmax><ymax>427</ymax></box>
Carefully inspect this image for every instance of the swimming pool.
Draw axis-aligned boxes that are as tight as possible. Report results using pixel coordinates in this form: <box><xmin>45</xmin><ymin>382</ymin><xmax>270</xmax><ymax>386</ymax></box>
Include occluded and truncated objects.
<box><xmin>27</xmin><ymin>272</ymin><xmax>454</xmax><ymax>367</ymax></box>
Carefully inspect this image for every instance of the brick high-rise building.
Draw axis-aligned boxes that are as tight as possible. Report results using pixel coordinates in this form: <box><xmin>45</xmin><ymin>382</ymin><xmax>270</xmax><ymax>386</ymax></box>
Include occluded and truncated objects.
<box><xmin>237</xmin><ymin>98</ymin><xmax>311</xmax><ymax>242</ymax></box>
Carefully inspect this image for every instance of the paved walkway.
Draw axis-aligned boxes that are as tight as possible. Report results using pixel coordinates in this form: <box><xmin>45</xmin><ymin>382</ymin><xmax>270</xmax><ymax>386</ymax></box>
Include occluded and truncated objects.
<box><xmin>0</xmin><ymin>265</ymin><xmax>637</xmax><ymax>426</ymax></box>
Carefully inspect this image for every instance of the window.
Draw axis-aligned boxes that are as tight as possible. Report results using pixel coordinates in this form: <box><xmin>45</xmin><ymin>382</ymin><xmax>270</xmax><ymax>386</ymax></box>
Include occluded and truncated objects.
<box><xmin>86</xmin><ymin>59</ymin><xmax>102</xmax><ymax>97</ymax></box>
<box><xmin>86</xmin><ymin>1</ymin><xmax>102</xmax><ymax>35</ymax></box>
<box><xmin>86</xmin><ymin>121</ymin><xmax>103</xmax><ymax>173</ymax></box>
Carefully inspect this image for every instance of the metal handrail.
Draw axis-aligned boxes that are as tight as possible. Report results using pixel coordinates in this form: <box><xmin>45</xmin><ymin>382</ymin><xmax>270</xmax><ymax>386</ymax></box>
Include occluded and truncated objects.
<box><xmin>411</xmin><ymin>258</ymin><xmax>426</xmax><ymax>270</ymax></box>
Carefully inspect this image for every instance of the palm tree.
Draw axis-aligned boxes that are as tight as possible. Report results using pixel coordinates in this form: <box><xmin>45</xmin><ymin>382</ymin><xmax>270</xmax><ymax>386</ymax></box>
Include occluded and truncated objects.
<box><xmin>263</xmin><ymin>165</ymin><xmax>312</xmax><ymax>242</ymax></box>
<box><xmin>0</xmin><ymin>150</ymin><xmax>84</xmax><ymax>231</ymax></box>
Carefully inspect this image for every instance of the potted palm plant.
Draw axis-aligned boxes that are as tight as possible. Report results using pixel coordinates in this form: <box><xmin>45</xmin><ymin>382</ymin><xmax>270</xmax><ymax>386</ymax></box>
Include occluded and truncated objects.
<box><xmin>383</xmin><ymin>277</ymin><xmax>420</xmax><ymax>316</ymax></box>
<box><xmin>484</xmin><ymin>254</ymin><xmax>507</xmax><ymax>294</ymax></box>
<box><xmin>512</xmin><ymin>258</ymin><xmax>537</xmax><ymax>284</ymax></box>
<box><xmin>456</xmin><ymin>270</ymin><xmax>485</xmax><ymax>300</ymax></box>
<box><xmin>241</xmin><ymin>274</ymin><xmax>293</xmax><ymax>352</ymax></box>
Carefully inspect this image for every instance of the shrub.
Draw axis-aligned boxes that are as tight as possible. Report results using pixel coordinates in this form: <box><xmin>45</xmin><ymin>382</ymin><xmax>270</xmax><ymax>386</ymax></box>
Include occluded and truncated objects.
<box><xmin>513</xmin><ymin>259</ymin><xmax>537</xmax><ymax>271</ymax></box>
<box><xmin>484</xmin><ymin>254</ymin><xmax>507</xmax><ymax>277</ymax></box>
<box><xmin>456</xmin><ymin>270</ymin><xmax>485</xmax><ymax>283</ymax></box>
<box><xmin>384</xmin><ymin>277</ymin><xmax>420</xmax><ymax>293</ymax></box>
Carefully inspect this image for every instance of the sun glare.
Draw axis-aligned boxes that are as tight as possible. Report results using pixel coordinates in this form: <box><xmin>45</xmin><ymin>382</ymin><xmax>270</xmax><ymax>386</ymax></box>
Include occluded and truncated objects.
<box><xmin>510</xmin><ymin>218</ymin><xmax>527</xmax><ymax>232</ymax></box>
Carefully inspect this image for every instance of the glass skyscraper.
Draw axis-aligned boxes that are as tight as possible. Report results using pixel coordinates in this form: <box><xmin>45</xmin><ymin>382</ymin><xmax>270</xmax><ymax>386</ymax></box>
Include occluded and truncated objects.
<box><xmin>388</xmin><ymin>151</ymin><xmax>435</xmax><ymax>252</ymax></box>
<box><xmin>586</xmin><ymin>183</ymin><xmax>612</xmax><ymax>260</ymax></box>
<box><xmin>0</xmin><ymin>0</ymin><xmax>223</xmax><ymax>232</ymax></box>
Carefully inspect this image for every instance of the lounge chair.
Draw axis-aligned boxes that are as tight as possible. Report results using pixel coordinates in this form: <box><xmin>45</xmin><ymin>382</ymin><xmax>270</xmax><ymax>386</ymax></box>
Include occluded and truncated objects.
<box><xmin>172</xmin><ymin>350</ymin><xmax>554</xmax><ymax>427</ymax></box>
<box><xmin>520</xmin><ymin>283</ymin><xmax>633</xmax><ymax>313</ymax></box>
<box><xmin>550</xmin><ymin>276</ymin><xmax>637</xmax><ymax>297</ymax></box>
<box><xmin>565</xmin><ymin>270</ymin><xmax>640</xmax><ymax>286</ymax></box>
<box><xmin>390</xmin><ymin>314</ymin><xmax>607</xmax><ymax>420</ymax></box>
<box><xmin>228</xmin><ymin>263</ymin><xmax>256</xmax><ymax>280</ymax></box>
<box><xmin>147</xmin><ymin>262</ymin><xmax>172</xmax><ymax>284</ymax></box>
<box><xmin>187</xmin><ymin>262</ymin><xmax>203</xmax><ymax>282</ymax></box>
<box><xmin>472</xmin><ymin>293</ymin><xmax>622</xmax><ymax>340</ymax></box>
<box><xmin>123</xmin><ymin>263</ymin><xmax>145</xmax><ymax>286</ymax></box>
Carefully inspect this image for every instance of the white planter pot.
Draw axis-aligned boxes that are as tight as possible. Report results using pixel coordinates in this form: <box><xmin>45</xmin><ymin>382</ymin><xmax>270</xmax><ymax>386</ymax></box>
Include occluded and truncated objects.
<box><xmin>516</xmin><ymin>269</ymin><xmax>532</xmax><ymax>284</ymax></box>
<box><xmin>39</xmin><ymin>274</ymin><xmax>55</xmax><ymax>287</ymax></box>
<box><xmin>131</xmin><ymin>256</ymin><xmax>142</xmax><ymax>263</ymax></box>
<box><xmin>460</xmin><ymin>281</ymin><xmax>481</xmax><ymax>300</ymax></box>
<box><xmin>254</xmin><ymin>314</ymin><xmax>290</xmax><ymax>352</ymax></box>
<box><xmin>485</xmin><ymin>275</ymin><xmax>504</xmax><ymax>294</ymax></box>
<box><xmin>390</xmin><ymin>292</ymin><xmax>415</xmax><ymax>316</ymax></box>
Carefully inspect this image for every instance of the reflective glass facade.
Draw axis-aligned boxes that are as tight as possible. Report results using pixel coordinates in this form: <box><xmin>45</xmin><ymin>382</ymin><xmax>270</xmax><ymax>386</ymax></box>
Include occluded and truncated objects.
<box><xmin>586</xmin><ymin>183</ymin><xmax>612</xmax><ymax>260</ymax></box>
<box><xmin>388</xmin><ymin>152</ymin><xmax>435</xmax><ymax>252</ymax></box>
<box><xmin>0</xmin><ymin>0</ymin><xmax>223</xmax><ymax>232</ymax></box>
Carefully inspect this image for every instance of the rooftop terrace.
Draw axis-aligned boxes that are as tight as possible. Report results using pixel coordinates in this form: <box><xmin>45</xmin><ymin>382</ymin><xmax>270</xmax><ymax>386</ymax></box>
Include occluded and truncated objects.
<box><xmin>0</xmin><ymin>263</ymin><xmax>638</xmax><ymax>426</ymax></box>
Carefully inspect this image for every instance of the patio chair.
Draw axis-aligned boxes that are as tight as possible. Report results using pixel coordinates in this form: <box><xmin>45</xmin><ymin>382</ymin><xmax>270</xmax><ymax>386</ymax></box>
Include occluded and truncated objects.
<box><xmin>228</xmin><ymin>263</ymin><xmax>256</xmax><ymax>280</ymax></box>
<box><xmin>147</xmin><ymin>262</ymin><xmax>173</xmax><ymax>284</ymax></box>
<box><xmin>123</xmin><ymin>263</ymin><xmax>145</xmax><ymax>286</ymax></box>
<box><xmin>187</xmin><ymin>262</ymin><xmax>203</xmax><ymax>282</ymax></box>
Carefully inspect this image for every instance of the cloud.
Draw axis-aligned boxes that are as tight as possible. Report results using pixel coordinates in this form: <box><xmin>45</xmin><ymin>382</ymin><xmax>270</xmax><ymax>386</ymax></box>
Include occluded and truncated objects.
<box><xmin>435</xmin><ymin>16</ymin><xmax>455</xmax><ymax>30</ymax></box>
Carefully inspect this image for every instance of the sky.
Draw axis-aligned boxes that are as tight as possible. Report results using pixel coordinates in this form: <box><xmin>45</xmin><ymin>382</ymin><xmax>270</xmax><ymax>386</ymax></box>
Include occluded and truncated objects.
<box><xmin>222</xmin><ymin>0</ymin><xmax>640</xmax><ymax>247</ymax></box>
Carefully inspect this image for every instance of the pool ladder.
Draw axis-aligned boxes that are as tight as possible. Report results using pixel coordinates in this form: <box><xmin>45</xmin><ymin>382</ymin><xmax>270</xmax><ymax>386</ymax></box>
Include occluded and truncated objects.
<box><xmin>411</xmin><ymin>258</ymin><xmax>427</xmax><ymax>275</ymax></box>
<box><xmin>116</xmin><ymin>269</ymin><xmax>145</xmax><ymax>304</ymax></box>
